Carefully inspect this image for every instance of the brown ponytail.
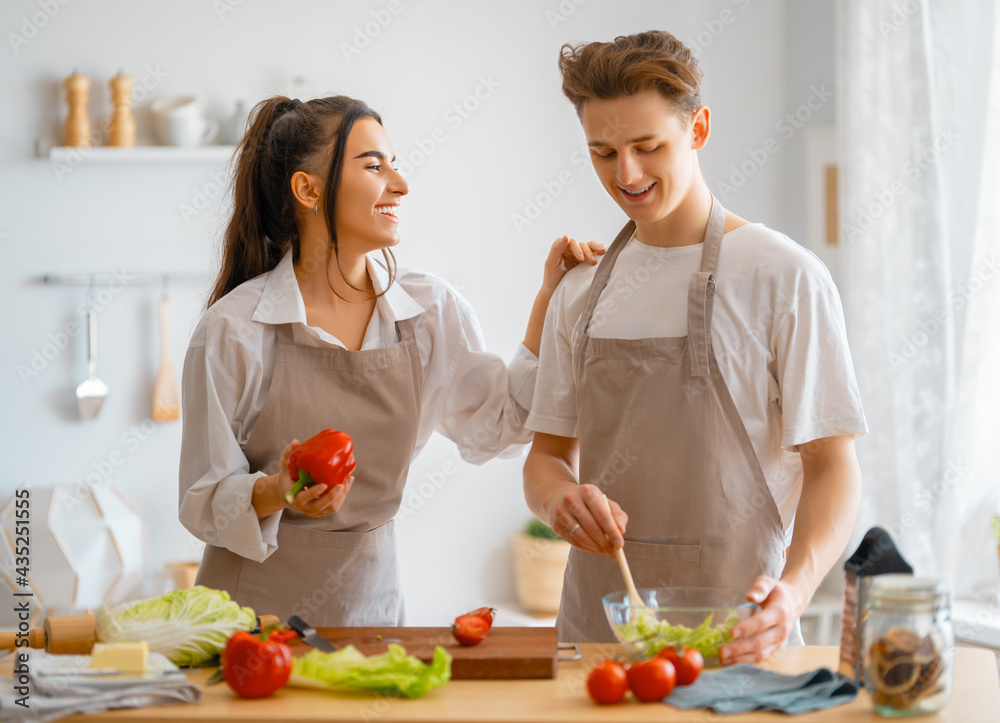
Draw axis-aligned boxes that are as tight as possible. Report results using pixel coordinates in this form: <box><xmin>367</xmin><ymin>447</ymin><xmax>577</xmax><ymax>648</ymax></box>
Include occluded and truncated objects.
<box><xmin>208</xmin><ymin>95</ymin><xmax>395</xmax><ymax>307</ymax></box>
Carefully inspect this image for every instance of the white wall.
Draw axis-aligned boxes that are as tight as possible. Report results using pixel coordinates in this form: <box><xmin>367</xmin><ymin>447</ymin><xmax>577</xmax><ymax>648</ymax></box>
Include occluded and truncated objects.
<box><xmin>0</xmin><ymin>0</ymin><xmax>836</xmax><ymax>626</ymax></box>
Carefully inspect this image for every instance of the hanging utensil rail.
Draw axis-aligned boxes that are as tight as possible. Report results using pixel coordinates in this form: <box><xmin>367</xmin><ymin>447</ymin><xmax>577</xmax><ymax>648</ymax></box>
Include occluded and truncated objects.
<box><xmin>41</xmin><ymin>272</ymin><xmax>210</xmax><ymax>287</ymax></box>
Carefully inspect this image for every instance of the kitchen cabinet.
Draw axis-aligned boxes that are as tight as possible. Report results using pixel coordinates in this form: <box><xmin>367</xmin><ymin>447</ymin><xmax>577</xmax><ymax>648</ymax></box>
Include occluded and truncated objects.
<box><xmin>42</xmin><ymin>646</ymin><xmax>1000</xmax><ymax>722</ymax></box>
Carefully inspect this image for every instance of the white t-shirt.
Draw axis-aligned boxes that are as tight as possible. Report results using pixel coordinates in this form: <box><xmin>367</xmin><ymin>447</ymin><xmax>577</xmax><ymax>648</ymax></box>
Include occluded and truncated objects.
<box><xmin>526</xmin><ymin>223</ymin><xmax>868</xmax><ymax>537</ymax></box>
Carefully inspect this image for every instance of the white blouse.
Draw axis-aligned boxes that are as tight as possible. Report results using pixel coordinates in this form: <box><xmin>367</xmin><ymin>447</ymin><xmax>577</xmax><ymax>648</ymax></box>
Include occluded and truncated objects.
<box><xmin>179</xmin><ymin>251</ymin><xmax>537</xmax><ymax>562</ymax></box>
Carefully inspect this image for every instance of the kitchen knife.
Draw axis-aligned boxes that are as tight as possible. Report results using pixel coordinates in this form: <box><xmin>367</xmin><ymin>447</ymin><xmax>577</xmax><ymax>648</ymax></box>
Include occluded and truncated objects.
<box><xmin>288</xmin><ymin>615</ymin><xmax>337</xmax><ymax>652</ymax></box>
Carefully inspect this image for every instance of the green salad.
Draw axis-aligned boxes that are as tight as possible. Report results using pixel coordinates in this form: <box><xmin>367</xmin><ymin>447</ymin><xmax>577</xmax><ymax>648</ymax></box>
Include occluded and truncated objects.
<box><xmin>616</xmin><ymin>612</ymin><xmax>741</xmax><ymax>661</ymax></box>
<box><xmin>290</xmin><ymin>643</ymin><xmax>452</xmax><ymax>699</ymax></box>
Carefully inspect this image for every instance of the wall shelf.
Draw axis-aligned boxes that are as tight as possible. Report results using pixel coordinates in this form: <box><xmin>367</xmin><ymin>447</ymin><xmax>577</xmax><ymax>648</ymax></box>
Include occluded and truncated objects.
<box><xmin>38</xmin><ymin>140</ymin><xmax>236</xmax><ymax>164</ymax></box>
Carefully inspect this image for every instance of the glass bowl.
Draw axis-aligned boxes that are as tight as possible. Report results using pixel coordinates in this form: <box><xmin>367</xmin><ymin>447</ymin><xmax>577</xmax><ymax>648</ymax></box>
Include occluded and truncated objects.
<box><xmin>603</xmin><ymin>587</ymin><xmax>756</xmax><ymax>665</ymax></box>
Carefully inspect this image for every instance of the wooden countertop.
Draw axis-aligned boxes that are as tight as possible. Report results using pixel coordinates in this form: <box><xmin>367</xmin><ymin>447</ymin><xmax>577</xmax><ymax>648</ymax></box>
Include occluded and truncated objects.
<box><xmin>21</xmin><ymin>646</ymin><xmax>1000</xmax><ymax>722</ymax></box>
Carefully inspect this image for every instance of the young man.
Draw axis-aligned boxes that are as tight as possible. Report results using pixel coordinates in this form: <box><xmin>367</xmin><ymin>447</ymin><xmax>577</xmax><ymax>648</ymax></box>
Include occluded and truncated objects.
<box><xmin>523</xmin><ymin>30</ymin><xmax>867</xmax><ymax>664</ymax></box>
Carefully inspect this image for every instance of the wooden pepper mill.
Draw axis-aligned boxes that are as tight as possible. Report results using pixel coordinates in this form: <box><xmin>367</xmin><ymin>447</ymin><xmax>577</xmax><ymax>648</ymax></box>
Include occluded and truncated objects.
<box><xmin>107</xmin><ymin>70</ymin><xmax>136</xmax><ymax>147</ymax></box>
<box><xmin>62</xmin><ymin>70</ymin><xmax>92</xmax><ymax>147</ymax></box>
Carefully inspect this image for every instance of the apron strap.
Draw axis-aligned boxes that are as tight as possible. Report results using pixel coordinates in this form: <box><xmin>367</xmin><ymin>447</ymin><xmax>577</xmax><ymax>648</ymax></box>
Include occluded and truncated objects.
<box><xmin>396</xmin><ymin>316</ymin><xmax>416</xmax><ymax>342</ymax></box>
<box><xmin>577</xmin><ymin>220</ymin><xmax>636</xmax><ymax>344</ymax></box>
<box><xmin>699</xmin><ymin>195</ymin><xmax>727</xmax><ymax>275</ymax></box>
<box><xmin>687</xmin><ymin>272</ymin><xmax>715</xmax><ymax>377</ymax></box>
<box><xmin>688</xmin><ymin>196</ymin><xmax>727</xmax><ymax>377</ymax></box>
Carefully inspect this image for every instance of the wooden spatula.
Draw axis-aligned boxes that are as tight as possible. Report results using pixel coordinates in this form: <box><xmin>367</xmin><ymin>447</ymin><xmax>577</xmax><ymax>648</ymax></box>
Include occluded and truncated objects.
<box><xmin>152</xmin><ymin>292</ymin><xmax>179</xmax><ymax>422</ymax></box>
<box><xmin>602</xmin><ymin>494</ymin><xmax>643</xmax><ymax>607</ymax></box>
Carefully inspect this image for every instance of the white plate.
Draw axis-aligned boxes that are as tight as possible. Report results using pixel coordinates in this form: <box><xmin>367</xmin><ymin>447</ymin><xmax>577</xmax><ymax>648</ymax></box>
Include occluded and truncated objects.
<box><xmin>35</xmin><ymin>652</ymin><xmax>184</xmax><ymax>688</ymax></box>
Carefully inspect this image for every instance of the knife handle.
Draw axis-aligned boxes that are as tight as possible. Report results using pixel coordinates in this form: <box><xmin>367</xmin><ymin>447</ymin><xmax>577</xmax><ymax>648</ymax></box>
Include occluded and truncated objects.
<box><xmin>287</xmin><ymin>615</ymin><xmax>310</xmax><ymax>636</ymax></box>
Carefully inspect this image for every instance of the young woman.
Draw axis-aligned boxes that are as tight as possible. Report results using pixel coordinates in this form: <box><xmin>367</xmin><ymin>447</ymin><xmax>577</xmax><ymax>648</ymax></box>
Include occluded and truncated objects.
<box><xmin>523</xmin><ymin>31</ymin><xmax>867</xmax><ymax>662</ymax></box>
<box><xmin>179</xmin><ymin>95</ymin><xmax>603</xmax><ymax>626</ymax></box>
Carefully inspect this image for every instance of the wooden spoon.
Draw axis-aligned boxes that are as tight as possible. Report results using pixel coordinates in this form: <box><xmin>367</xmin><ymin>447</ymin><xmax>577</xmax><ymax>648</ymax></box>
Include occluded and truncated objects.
<box><xmin>602</xmin><ymin>494</ymin><xmax>643</xmax><ymax>608</ymax></box>
<box><xmin>152</xmin><ymin>292</ymin><xmax>179</xmax><ymax>422</ymax></box>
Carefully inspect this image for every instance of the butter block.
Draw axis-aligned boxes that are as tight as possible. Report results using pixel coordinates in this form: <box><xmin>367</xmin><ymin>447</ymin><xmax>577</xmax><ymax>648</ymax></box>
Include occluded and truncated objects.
<box><xmin>89</xmin><ymin>640</ymin><xmax>149</xmax><ymax>673</ymax></box>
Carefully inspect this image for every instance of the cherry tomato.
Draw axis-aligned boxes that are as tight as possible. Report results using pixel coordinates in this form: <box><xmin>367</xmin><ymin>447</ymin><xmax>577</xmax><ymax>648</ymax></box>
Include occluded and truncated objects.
<box><xmin>627</xmin><ymin>657</ymin><xmax>676</xmax><ymax>702</ymax></box>
<box><xmin>657</xmin><ymin>645</ymin><xmax>704</xmax><ymax>686</ymax></box>
<box><xmin>586</xmin><ymin>660</ymin><xmax>629</xmax><ymax>705</ymax></box>
<box><xmin>451</xmin><ymin>607</ymin><xmax>496</xmax><ymax>646</ymax></box>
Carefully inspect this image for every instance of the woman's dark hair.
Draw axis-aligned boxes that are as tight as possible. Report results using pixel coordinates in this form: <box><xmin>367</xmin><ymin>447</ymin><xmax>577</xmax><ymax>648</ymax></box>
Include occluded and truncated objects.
<box><xmin>558</xmin><ymin>30</ymin><xmax>702</xmax><ymax>120</ymax></box>
<box><xmin>208</xmin><ymin>95</ymin><xmax>396</xmax><ymax>307</ymax></box>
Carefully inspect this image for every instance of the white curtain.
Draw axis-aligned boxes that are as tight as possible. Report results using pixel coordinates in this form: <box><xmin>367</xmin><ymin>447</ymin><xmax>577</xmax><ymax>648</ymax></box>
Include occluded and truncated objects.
<box><xmin>837</xmin><ymin>0</ymin><xmax>1000</xmax><ymax>599</ymax></box>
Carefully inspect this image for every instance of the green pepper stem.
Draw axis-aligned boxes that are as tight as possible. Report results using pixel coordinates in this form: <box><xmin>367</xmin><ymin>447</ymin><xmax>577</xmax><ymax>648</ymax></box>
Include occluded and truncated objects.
<box><xmin>283</xmin><ymin>470</ymin><xmax>315</xmax><ymax>505</ymax></box>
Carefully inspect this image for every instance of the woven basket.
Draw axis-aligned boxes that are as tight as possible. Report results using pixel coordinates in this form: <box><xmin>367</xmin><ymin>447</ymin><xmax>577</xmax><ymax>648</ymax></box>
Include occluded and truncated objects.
<box><xmin>512</xmin><ymin>533</ymin><xmax>571</xmax><ymax>614</ymax></box>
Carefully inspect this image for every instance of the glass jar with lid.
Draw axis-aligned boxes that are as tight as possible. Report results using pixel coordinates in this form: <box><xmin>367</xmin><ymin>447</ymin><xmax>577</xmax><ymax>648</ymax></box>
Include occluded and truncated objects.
<box><xmin>863</xmin><ymin>574</ymin><xmax>954</xmax><ymax>717</ymax></box>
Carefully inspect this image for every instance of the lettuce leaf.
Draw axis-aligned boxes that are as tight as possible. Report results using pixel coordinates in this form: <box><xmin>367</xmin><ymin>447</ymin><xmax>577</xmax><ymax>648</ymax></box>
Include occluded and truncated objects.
<box><xmin>95</xmin><ymin>586</ymin><xmax>257</xmax><ymax>668</ymax></box>
<box><xmin>617</xmin><ymin>612</ymin><xmax>741</xmax><ymax>661</ymax></box>
<box><xmin>290</xmin><ymin>644</ymin><xmax>452</xmax><ymax>699</ymax></box>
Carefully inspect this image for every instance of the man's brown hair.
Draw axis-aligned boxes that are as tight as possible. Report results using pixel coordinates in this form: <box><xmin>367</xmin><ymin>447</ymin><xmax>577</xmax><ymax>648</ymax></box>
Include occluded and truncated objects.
<box><xmin>558</xmin><ymin>30</ymin><xmax>703</xmax><ymax>120</ymax></box>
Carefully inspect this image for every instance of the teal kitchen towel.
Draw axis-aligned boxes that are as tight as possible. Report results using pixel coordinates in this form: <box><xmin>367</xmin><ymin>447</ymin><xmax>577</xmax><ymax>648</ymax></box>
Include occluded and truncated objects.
<box><xmin>666</xmin><ymin>665</ymin><xmax>859</xmax><ymax>714</ymax></box>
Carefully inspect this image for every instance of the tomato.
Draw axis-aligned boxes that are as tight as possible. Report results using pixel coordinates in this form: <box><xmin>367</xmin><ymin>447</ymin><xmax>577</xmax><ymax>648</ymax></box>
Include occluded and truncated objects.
<box><xmin>587</xmin><ymin>660</ymin><xmax>629</xmax><ymax>704</ymax></box>
<box><xmin>451</xmin><ymin>607</ymin><xmax>496</xmax><ymax>646</ymax></box>
<box><xmin>221</xmin><ymin>628</ymin><xmax>297</xmax><ymax>699</ymax></box>
<box><xmin>627</xmin><ymin>657</ymin><xmax>676</xmax><ymax>702</ymax></box>
<box><xmin>657</xmin><ymin>645</ymin><xmax>704</xmax><ymax>686</ymax></box>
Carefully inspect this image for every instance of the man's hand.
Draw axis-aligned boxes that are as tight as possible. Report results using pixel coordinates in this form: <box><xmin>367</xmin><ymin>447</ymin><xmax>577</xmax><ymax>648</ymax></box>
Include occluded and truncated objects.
<box><xmin>524</xmin><ymin>432</ymin><xmax>627</xmax><ymax>557</ymax></box>
<box><xmin>721</xmin><ymin>434</ymin><xmax>861</xmax><ymax>665</ymax></box>
<box><xmin>720</xmin><ymin>576</ymin><xmax>809</xmax><ymax>664</ymax></box>
<box><xmin>549</xmin><ymin>483</ymin><xmax>627</xmax><ymax>556</ymax></box>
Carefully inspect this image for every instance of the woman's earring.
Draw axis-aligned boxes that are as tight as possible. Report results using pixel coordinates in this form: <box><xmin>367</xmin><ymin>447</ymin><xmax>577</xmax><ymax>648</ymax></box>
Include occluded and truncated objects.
<box><xmin>314</xmin><ymin>205</ymin><xmax>319</xmax><ymax>215</ymax></box>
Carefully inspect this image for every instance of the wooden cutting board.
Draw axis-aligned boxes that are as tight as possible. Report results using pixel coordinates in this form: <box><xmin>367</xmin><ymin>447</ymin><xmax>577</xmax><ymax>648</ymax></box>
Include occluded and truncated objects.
<box><xmin>287</xmin><ymin>626</ymin><xmax>561</xmax><ymax>679</ymax></box>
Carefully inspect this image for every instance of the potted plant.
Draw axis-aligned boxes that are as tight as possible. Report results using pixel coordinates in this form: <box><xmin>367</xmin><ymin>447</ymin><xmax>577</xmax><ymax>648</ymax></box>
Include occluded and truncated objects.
<box><xmin>511</xmin><ymin>518</ymin><xmax>571</xmax><ymax>615</ymax></box>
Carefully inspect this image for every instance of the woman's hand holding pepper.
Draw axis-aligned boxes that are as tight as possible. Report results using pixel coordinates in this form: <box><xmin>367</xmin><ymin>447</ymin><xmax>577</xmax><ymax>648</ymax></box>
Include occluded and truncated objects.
<box><xmin>252</xmin><ymin>440</ymin><xmax>353</xmax><ymax>519</ymax></box>
<box><xmin>278</xmin><ymin>440</ymin><xmax>353</xmax><ymax>517</ymax></box>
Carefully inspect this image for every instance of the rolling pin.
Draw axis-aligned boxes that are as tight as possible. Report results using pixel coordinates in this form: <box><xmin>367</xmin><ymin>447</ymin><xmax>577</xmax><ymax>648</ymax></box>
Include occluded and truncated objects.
<box><xmin>0</xmin><ymin>613</ymin><xmax>281</xmax><ymax>655</ymax></box>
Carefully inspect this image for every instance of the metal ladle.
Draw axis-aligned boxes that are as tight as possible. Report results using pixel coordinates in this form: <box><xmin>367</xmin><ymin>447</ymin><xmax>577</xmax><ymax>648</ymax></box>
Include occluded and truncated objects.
<box><xmin>76</xmin><ymin>298</ymin><xmax>109</xmax><ymax>419</ymax></box>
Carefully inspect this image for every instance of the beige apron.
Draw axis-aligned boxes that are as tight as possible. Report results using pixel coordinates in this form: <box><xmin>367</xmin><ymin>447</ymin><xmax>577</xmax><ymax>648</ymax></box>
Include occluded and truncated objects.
<box><xmin>559</xmin><ymin>197</ymin><xmax>790</xmax><ymax>643</ymax></box>
<box><xmin>196</xmin><ymin>318</ymin><xmax>422</xmax><ymax>626</ymax></box>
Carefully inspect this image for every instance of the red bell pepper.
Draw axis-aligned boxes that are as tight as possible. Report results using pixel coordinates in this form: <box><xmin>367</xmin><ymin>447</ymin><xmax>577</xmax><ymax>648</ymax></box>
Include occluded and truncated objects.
<box><xmin>221</xmin><ymin>627</ymin><xmax>297</xmax><ymax>699</ymax></box>
<box><xmin>284</xmin><ymin>429</ymin><xmax>356</xmax><ymax>504</ymax></box>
